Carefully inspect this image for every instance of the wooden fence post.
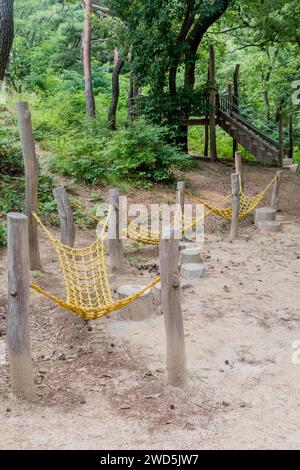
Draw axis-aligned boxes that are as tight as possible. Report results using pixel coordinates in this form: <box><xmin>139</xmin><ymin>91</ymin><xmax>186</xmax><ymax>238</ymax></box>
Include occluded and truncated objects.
<box><xmin>53</xmin><ymin>187</ymin><xmax>75</xmax><ymax>247</ymax></box>
<box><xmin>16</xmin><ymin>102</ymin><xmax>42</xmax><ymax>271</ymax></box>
<box><xmin>160</xmin><ymin>227</ymin><xmax>186</xmax><ymax>388</ymax></box>
<box><xmin>176</xmin><ymin>181</ymin><xmax>185</xmax><ymax>212</ymax></box>
<box><xmin>108</xmin><ymin>188</ymin><xmax>124</xmax><ymax>273</ymax></box>
<box><xmin>7</xmin><ymin>213</ymin><xmax>35</xmax><ymax>401</ymax></box>
<box><xmin>229</xmin><ymin>174</ymin><xmax>240</xmax><ymax>242</ymax></box>
<box><xmin>271</xmin><ymin>171</ymin><xmax>283</xmax><ymax>212</ymax></box>
<box><xmin>235</xmin><ymin>151</ymin><xmax>244</xmax><ymax>191</ymax></box>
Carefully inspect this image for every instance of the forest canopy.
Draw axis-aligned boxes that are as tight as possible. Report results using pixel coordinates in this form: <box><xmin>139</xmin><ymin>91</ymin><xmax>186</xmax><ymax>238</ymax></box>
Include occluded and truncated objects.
<box><xmin>0</xmin><ymin>0</ymin><xmax>299</xmax><ymax>209</ymax></box>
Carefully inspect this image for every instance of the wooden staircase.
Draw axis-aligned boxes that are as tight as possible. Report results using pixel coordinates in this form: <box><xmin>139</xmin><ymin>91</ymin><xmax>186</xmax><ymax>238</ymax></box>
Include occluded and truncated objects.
<box><xmin>217</xmin><ymin>95</ymin><xmax>290</xmax><ymax>165</ymax></box>
<box><xmin>219</xmin><ymin>110</ymin><xmax>279</xmax><ymax>165</ymax></box>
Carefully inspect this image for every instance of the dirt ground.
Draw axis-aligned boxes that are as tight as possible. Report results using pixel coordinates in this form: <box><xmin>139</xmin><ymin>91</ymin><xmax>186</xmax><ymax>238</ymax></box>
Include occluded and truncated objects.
<box><xmin>1</xmin><ymin>160</ymin><xmax>300</xmax><ymax>450</ymax></box>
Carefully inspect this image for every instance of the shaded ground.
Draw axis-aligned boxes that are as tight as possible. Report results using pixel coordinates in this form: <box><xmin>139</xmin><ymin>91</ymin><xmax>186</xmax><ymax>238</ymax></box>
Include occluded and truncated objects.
<box><xmin>0</xmin><ymin>161</ymin><xmax>300</xmax><ymax>450</ymax></box>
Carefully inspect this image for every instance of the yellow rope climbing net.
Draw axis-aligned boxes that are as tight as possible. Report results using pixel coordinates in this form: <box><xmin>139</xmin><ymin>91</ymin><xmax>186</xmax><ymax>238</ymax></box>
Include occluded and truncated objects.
<box><xmin>186</xmin><ymin>175</ymin><xmax>277</xmax><ymax>222</ymax></box>
<box><xmin>71</xmin><ymin>201</ymin><xmax>214</xmax><ymax>246</ymax></box>
<box><xmin>31</xmin><ymin>213</ymin><xmax>160</xmax><ymax>320</ymax></box>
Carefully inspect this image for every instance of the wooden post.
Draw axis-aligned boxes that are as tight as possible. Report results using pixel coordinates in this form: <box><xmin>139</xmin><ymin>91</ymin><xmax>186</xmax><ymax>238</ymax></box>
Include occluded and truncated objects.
<box><xmin>16</xmin><ymin>102</ymin><xmax>42</xmax><ymax>271</ymax></box>
<box><xmin>209</xmin><ymin>44</ymin><xmax>217</xmax><ymax>162</ymax></box>
<box><xmin>7</xmin><ymin>213</ymin><xmax>35</xmax><ymax>401</ymax></box>
<box><xmin>235</xmin><ymin>151</ymin><xmax>244</xmax><ymax>191</ymax></box>
<box><xmin>53</xmin><ymin>187</ymin><xmax>75</xmax><ymax>247</ymax></box>
<box><xmin>160</xmin><ymin>228</ymin><xmax>186</xmax><ymax>387</ymax></box>
<box><xmin>278</xmin><ymin>111</ymin><xmax>284</xmax><ymax>167</ymax></box>
<box><xmin>176</xmin><ymin>182</ymin><xmax>185</xmax><ymax>214</ymax></box>
<box><xmin>229</xmin><ymin>174</ymin><xmax>240</xmax><ymax>242</ymax></box>
<box><xmin>289</xmin><ymin>115</ymin><xmax>294</xmax><ymax>161</ymax></box>
<box><xmin>271</xmin><ymin>171</ymin><xmax>283</xmax><ymax>212</ymax></box>
<box><xmin>176</xmin><ymin>181</ymin><xmax>185</xmax><ymax>237</ymax></box>
<box><xmin>108</xmin><ymin>188</ymin><xmax>124</xmax><ymax>273</ymax></box>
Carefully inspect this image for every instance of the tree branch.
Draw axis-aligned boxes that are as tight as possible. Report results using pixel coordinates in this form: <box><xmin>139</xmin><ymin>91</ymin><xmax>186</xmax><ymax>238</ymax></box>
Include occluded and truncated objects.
<box><xmin>92</xmin><ymin>4</ymin><xmax>110</xmax><ymax>15</ymax></box>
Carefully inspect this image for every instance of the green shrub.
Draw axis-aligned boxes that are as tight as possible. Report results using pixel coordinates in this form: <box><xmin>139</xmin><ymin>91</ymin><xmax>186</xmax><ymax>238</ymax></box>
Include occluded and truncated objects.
<box><xmin>0</xmin><ymin>223</ymin><xmax>6</xmax><ymax>247</ymax></box>
<box><xmin>0</xmin><ymin>174</ymin><xmax>56</xmax><ymax>218</ymax></box>
<box><xmin>50</xmin><ymin>120</ymin><xmax>191</xmax><ymax>186</ymax></box>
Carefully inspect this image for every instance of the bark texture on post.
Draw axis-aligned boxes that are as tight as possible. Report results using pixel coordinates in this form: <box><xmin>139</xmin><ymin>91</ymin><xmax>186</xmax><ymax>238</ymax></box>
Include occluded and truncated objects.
<box><xmin>209</xmin><ymin>44</ymin><xmax>217</xmax><ymax>162</ymax></box>
<box><xmin>229</xmin><ymin>174</ymin><xmax>240</xmax><ymax>243</ymax></box>
<box><xmin>160</xmin><ymin>228</ymin><xmax>186</xmax><ymax>388</ymax></box>
<box><xmin>235</xmin><ymin>151</ymin><xmax>244</xmax><ymax>191</ymax></box>
<box><xmin>53</xmin><ymin>187</ymin><xmax>75</xmax><ymax>247</ymax></box>
<box><xmin>108</xmin><ymin>53</ymin><xmax>125</xmax><ymax>130</ymax></box>
<box><xmin>0</xmin><ymin>0</ymin><xmax>14</xmax><ymax>82</ymax></box>
<box><xmin>271</xmin><ymin>171</ymin><xmax>283</xmax><ymax>212</ymax></box>
<box><xmin>108</xmin><ymin>188</ymin><xmax>124</xmax><ymax>273</ymax></box>
<box><xmin>82</xmin><ymin>0</ymin><xmax>96</xmax><ymax>117</ymax></box>
<box><xmin>16</xmin><ymin>102</ymin><xmax>42</xmax><ymax>271</ymax></box>
<box><xmin>7</xmin><ymin>213</ymin><xmax>35</xmax><ymax>401</ymax></box>
<box><xmin>176</xmin><ymin>181</ymin><xmax>185</xmax><ymax>215</ymax></box>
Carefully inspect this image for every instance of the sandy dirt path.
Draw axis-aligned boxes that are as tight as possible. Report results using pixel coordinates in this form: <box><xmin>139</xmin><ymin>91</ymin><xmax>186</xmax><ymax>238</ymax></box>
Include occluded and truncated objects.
<box><xmin>0</xmin><ymin>162</ymin><xmax>300</xmax><ymax>450</ymax></box>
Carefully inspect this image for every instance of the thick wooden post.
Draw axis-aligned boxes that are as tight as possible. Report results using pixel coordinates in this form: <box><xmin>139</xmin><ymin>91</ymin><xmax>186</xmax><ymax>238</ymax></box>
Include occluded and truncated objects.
<box><xmin>53</xmin><ymin>187</ymin><xmax>75</xmax><ymax>247</ymax></box>
<box><xmin>209</xmin><ymin>44</ymin><xmax>217</xmax><ymax>162</ymax></box>
<box><xmin>289</xmin><ymin>115</ymin><xmax>294</xmax><ymax>161</ymax></box>
<box><xmin>278</xmin><ymin>111</ymin><xmax>284</xmax><ymax>167</ymax></box>
<box><xmin>108</xmin><ymin>188</ymin><xmax>124</xmax><ymax>273</ymax></box>
<box><xmin>229</xmin><ymin>174</ymin><xmax>240</xmax><ymax>242</ymax></box>
<box><xmin>16</xmin><ymin>102</ymin><xmax>42</xmax><ymax>271</ymax></box>
<box><xmin>160</xmin><ymin>228</ymin><xmax>186</xmax><ymax>388</ymax></box>
<box><xmin>235</xmin><ymin>151</ymin><xmax>244</xmax><ymax>191</ymax></box>
<box><xmin>176</xmin><ymin>182</ymin><xmax>185</xmax><ymax>214</ymax></box>
<box><xmin>271</xmin><ymin>171</ymin><xmax>283</xmax><ymax>212</ymax></box>
<box><xmin>7</xmin><ymin>213</ymin><xmax>35</xmax><ymax>401</ymax></box>
<box><xmin>176</xmin><ymin>181</ymin><xmax>185</xmax><ymax>236</ymax></box>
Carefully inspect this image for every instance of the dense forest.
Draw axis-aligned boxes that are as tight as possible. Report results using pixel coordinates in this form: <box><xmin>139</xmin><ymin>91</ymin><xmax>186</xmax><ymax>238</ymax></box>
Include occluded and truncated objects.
<box><xmin>0</xmin><ymin>0</ymin><xmax>300</xmax><ymax>244</ymax></box>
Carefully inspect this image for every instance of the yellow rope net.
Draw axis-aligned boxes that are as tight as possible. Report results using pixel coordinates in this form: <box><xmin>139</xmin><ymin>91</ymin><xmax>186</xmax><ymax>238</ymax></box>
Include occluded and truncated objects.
<box><xmin>31</xmin><ymin>213</ymin><xmax>160</xmax><ymax>320</ymax></box>
<box><xmin>71</xmin><ymin>201</ymin><xmax>213</xmax><ymax>246</ymax></box>
<box><xmin>186</xmin><ymin>175</ymin><xmax>277</xmax><ymax>222</ymax></box>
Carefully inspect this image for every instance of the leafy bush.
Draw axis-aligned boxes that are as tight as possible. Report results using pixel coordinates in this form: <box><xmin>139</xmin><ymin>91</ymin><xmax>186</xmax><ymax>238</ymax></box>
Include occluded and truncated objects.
<box><xmin>50</xmin><ymin>120</ymin><xmax>190</xmax><ymax>186</ymax></box>
<box><xmin>0</xmin><ymin>143</ymin><xmax>23</xmax><ymax>176</ymax></box>
<box><xmin>0</xmin><ymin>223</ymin><xmax>7</xmax><ymax>247</ymax></box>
<box><xmin>0</xmin><ymin>174</ymin><xmax>56</xmax><ymax>217</ymax></box>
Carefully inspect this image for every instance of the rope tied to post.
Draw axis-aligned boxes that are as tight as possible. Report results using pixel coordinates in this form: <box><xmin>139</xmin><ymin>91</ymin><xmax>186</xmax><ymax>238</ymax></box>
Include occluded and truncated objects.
<box><xmin>186</xmin><ymin>175</ymin><xmax>277</xmax><ymax>222</ymax></box>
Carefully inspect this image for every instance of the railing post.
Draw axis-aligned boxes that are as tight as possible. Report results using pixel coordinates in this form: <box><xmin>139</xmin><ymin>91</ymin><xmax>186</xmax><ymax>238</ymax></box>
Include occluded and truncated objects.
<box><xmin>7</xmin><ymin>213</ymin><xmax>35</xmax><ymax>401</ymax></box>
<box><xmin>53</xmin><ymin>187</ymin><xmax>75</xmax><ymax>247</ymax></box>
<box><xmin>160</xmin><ymin>227</ymin><xmax>186</xmax><ymax>388</ymax></box>
<box><xmin>16</xmin><ymin>102</ymin><xmax>42</xmax><ymax>271</ymax></box>
<box><xmin>229</xmin><ymin>174</ymin><xmax>240</xmax><ymax>242</ymax></box>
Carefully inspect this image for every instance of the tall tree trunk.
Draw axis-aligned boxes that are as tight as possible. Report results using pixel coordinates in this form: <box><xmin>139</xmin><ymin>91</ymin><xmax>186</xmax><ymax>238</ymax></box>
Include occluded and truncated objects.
<box><xmin>179</xmin><ymin>1</ymin><xmax>230</xmax><ymax>151</ymax></box>
<box><xmin>82</xmin><ymin>0</ymin><xmax>95</xmax><ymax>117</ymax></box>
<box><xmin>0</xmin><ymin>0</ymin><xmax>14</xmax><ymax>84</ymax></box>
<box><xmin>128</xmin><ymin>75</ymin><xmax>139</xmax><ymax>120</ymax></box>
<box><xmin>108</xmin><ymin>53</ymin><xmax>125</xmax><ymax>130</ymax></box>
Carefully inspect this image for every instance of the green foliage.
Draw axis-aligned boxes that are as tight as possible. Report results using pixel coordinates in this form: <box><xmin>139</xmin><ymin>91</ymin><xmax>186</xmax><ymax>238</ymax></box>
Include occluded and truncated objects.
<box><xmin>50</xmin><ymin>119</ymin><xmax>190</xmax><ymax>187</ymax></box>
<box><xmin>0</xmin><ymin>223</ymin><xmax>7</xmax><ymax>247</ymax></box>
